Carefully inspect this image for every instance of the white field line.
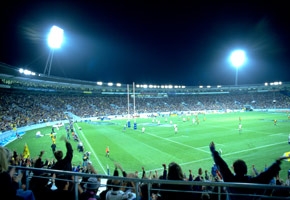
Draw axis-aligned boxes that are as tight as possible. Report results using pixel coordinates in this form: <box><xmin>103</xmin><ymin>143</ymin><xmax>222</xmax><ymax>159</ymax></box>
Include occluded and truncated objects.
<box><xmin>76</xmin><ymin>122</ymin><xmax>286</xmax><ymax>174</ymax></box>
<box><xmin>148</xmin><ymin>140</ymin><xmax>287</xmax><ymax>172</ymax></box>
<box><xmin>269</xmin><ymin>133</ymin><xmax>286</xmax><ymax>136</ymax></box>
<box><xmin>145</xmin><ymin>132</ymin><xmax>287</xmax><ymax>172</ymax></box>
<box><xmin>237</xmin><ymin>128</ymin><xmax>285</xmax><ymax>134</ymax></box>
<box><xmin>146</xmin><ymin>131</ymin><xmax>210</xmax><ymax>153</ymax></box>
<box><xmin>75</xmin><ymin>123</ymin><xmax>107</xmax><ymax>174</ymax></box>
<box><xmin>220</xmin><ymin>141</ymin><xmax>286</xmax><ymax>156</ymax></box>
<box><xmin>204</xmin><ymin>125</ymin><xmax>252</xmax><ymax>133</ymax></box>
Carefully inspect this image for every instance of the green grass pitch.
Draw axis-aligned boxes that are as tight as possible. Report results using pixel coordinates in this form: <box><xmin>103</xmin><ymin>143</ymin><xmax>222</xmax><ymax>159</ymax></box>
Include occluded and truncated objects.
<box><xmin>6</xmin><ymin>111</ymin><xmax>290</xmax><ymax>179</ymax></box>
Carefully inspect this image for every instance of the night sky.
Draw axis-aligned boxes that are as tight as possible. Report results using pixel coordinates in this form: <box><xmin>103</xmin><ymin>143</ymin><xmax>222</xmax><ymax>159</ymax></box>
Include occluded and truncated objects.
<box><xmin>1</xmin><ymin>1</ymin><xmax>289</xmax><ymax>86</ymax></box>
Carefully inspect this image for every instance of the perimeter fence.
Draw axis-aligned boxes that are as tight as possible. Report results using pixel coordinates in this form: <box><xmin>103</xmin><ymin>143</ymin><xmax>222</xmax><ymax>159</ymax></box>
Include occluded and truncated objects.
<box><xmin>13</xmin><ymin>166</ymin><xmax>290</xmax><ymax>200</ymax></box>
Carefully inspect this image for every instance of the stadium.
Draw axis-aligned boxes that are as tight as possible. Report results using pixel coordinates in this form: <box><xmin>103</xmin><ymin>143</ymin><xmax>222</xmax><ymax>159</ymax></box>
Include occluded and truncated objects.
<box><xmin>1</xmin><ymin>62</ymin><xmax>290</xmax><ymax>199</ymax></box>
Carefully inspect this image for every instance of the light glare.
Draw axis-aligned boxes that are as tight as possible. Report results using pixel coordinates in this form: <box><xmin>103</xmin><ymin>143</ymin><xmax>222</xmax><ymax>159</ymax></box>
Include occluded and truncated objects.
<box><xmin>47</xmin><ymin>26</ymin><xmax>64</xmax><ymax>49</ymax></box>
<box><xmin>230</xmin><ymin>50</ymin><xmax>246</xmax><ymax>68</ymax></box>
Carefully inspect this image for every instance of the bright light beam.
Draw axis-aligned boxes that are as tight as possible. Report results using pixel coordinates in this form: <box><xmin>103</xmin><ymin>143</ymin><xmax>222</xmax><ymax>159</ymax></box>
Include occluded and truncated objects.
<box><xmin>43</xmin><ymin>25</ymin><xmax>64</xmax><ymax>76</ymax></box>
<box><xmin>47</xmin><ymin>25</ymin><xmax>64</xmax><ymax>49</ymax></box>
<box><xmin>229</xmin><ymin>50</ymin><xmax>246</xmax><ymax>86</ymax></box>
<box><xmin>230</xmin><ymin>50</ymin><xmax>246</xmax><ymax>68</ymax></box>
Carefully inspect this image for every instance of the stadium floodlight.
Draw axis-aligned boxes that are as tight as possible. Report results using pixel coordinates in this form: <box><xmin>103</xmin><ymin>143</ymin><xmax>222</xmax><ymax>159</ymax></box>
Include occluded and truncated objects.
<box><xmin>229</xmin><ymin>49</ymin><xmax>246</xmax><ymax>86</ymax></box>
<box><xmin>19</xmin><ymin>68</ymin><xmax>36</xmax><ymax>76</ymax></box>
<box><xmin>43</xmin><ymin>25</ymin><xmax>64</xmax><ymax>76</ymax></box>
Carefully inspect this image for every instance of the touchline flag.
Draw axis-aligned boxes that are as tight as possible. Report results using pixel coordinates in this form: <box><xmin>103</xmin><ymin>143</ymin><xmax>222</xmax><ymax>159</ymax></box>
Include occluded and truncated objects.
<box><xmin>23</xmin><ymin>143</ymin><xmax>30</xmax><ymax>159</ymax></box>
<box><xmin>283</xmin><ymin>152</ymin><xmax>290</xmax><ymax>161</ymax></box>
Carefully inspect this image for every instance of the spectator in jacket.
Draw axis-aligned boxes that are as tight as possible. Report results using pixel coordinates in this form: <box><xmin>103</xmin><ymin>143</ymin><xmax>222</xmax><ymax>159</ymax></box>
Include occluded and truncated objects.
<box><xmin>209</xmin><ymin>141</ymin><xmax>286</xmax><ymax>200</ymax></box>
<box><xmin>51</xmin><ymin>135</ymin><xmax>73</xmax><ymax>171</ymax></box>
<box><xmin>159</xmin><ymin>162</ymin><xmax>194</xmax><ymax>200</ymax></box>
<box><xmin>51</xmin><ymin>135</ymin><xmax>73</xmax><ymax>190</ymax></box>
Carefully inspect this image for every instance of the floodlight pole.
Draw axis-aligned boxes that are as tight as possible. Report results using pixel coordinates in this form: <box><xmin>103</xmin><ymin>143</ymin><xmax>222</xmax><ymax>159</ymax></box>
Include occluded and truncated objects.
<box><xmin>235</xmin><ymin>67</ymin><xmax>238</xmax><ymax>86</ymax></box>
<box><xmin>230</xmin><ymin>50</ymin><xmax>246</xmax><ymax>86</ymax></box>
<box><xmin>43</xmin><ymin>49</ymin><xmax>54</xmax><ymax>76</ymax></box>
<box><xmin>43</xmin><ymin>25</ymin><xmax>63</xmax><ymax>76</ymax></box>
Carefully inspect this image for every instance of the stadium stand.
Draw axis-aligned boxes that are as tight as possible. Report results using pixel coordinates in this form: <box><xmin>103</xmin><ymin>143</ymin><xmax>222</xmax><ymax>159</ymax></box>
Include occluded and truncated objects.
<box><xmin>1</xmin><ymin>63</ymin><xmax>290</xmax><ymax>199</ymax></box>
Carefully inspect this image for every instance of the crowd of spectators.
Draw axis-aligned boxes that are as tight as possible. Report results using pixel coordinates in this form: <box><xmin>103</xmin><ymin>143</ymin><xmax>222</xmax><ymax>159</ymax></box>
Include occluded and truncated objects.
<box><xmin>1</xmin><ymin>90</ymin><xmax>289</xmax><ymax>132</ymax></box>
<box><xmin>2</xmin><ymin>139</ymin><xmax>290</xmax><ymax>200</ymax></box>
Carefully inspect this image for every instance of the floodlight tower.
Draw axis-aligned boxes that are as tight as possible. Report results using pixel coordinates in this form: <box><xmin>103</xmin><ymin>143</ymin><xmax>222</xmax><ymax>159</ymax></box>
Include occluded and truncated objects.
<box><xmin>229</xmin><ymin>50</ymin><xmax>246</xmax><ymax>86</ymax></box>
<box><xmin>43</xmin><ymin>25</ymin><xmax>64</xmax><ymax>76</ymax></box>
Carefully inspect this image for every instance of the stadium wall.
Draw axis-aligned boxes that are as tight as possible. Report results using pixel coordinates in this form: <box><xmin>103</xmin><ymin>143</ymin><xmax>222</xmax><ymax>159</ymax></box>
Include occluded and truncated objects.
<box><xmin>0</xmin><ymin>120</ymin><xmax>69</xmax><ymax>146</ymax></box>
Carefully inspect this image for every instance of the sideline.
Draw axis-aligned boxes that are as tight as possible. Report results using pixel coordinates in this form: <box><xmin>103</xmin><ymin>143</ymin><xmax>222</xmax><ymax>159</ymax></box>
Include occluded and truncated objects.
<box><xmin>74</xmin><ymin>123</ymin><xmax>108</xmax><ymax>194</ymax></box>
<box><xmin>74</xmin><ymin>123</ymin><xmax>107</xmax><ymax>174</ymax></box>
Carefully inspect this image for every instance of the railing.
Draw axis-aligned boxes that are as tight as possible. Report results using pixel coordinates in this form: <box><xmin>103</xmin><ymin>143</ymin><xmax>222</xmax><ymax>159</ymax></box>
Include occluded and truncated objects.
<box><xmin>12</xmin><ymin>166</ymin><xmax>290</xmax><ymax>200</ymax></box>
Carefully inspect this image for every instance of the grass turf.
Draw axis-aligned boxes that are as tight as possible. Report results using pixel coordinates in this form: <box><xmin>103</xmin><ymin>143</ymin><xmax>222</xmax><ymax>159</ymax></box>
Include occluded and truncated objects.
<box><xmin>6</xmin><ymin>111</ymin><xmax>290</xmax><ymax>179</ymax></box>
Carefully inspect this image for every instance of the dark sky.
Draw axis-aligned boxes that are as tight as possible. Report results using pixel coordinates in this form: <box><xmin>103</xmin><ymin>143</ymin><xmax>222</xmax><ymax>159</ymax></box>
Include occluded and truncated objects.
<box><xmin>1</xmin><ymin>1</ymin><xmax>289</xmax><ymax>86</ymax></box>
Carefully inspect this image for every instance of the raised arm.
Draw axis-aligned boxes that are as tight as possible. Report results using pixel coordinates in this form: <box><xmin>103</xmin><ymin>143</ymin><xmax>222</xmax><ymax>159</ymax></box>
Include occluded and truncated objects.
<box><xmin>209</xmin><ymin>141</ymin><xmax>233</xmax><ymax>181</ymax></box>
<box><xmin>252</xmin><ymin>156</ymin><xmax>286</xmax><ymax>184</ymax></box>
<box><xmin>114</xmin><ymin>162</ymin><xmax>127</xmax><ymax>177</ymax></box>
<box><xmin>61</xmin><ymin>135</ymin><xmax>73</xmax><ymax>162</ymax></box>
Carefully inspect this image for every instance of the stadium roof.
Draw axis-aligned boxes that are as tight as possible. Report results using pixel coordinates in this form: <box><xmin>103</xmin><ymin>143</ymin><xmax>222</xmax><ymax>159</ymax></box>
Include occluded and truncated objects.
<box><xmin>1</xmin><ymin>63</ymin><xmax>289</xmax><ymax>95</ymax></box>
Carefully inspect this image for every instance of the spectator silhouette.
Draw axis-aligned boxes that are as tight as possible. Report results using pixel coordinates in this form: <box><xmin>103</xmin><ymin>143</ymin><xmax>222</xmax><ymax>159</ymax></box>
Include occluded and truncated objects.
<box><xmin>193</xmin><ymin>167</ymin><xmax>204</xmax><ymax>199</ymax></box>
<box><xmin>78</xmin><ymin>177</ymin><xmax>101</xmax><ymax>200</ymax></box>
<box><xmin>51</xmin><ymin>135</ymin><xmax>73</xmax><ymax>193</ymax></box>
<box><xmin>105</xmin><ymin>179</ymin><xmax>126</xmax><ymax>200</ymax></box>
<box><xmin>209</xmin><ymin>141</ymin><xmax>286</xmax><ymax>200</ymax></box>
<box><xmin>51</xmin><ymin>135</ymin><xmax>73</xmax><ymax>171</ymax></box>
<box><xmin>159</xmin><ymin>162</ymin><xmax>194</xmax><ymax>200</ymax></box>
<box><xmin>0</xmin><ymin>146</ymin><xmax>21</xmax><ymax>200</ymax></box>
<box><xmin>49</xmin><ymin>173</ymin><xmax>75</xmax><ymax>199</ymax></box>
<box><xmin>29</xmin><ymin>150</ymin><xmax>52</xmax><ymax>200</ymax></box>
<box><xmin>99</xmin><ymin>179</ymin><xmax>112</xmax><ymax>200</ymax></box>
